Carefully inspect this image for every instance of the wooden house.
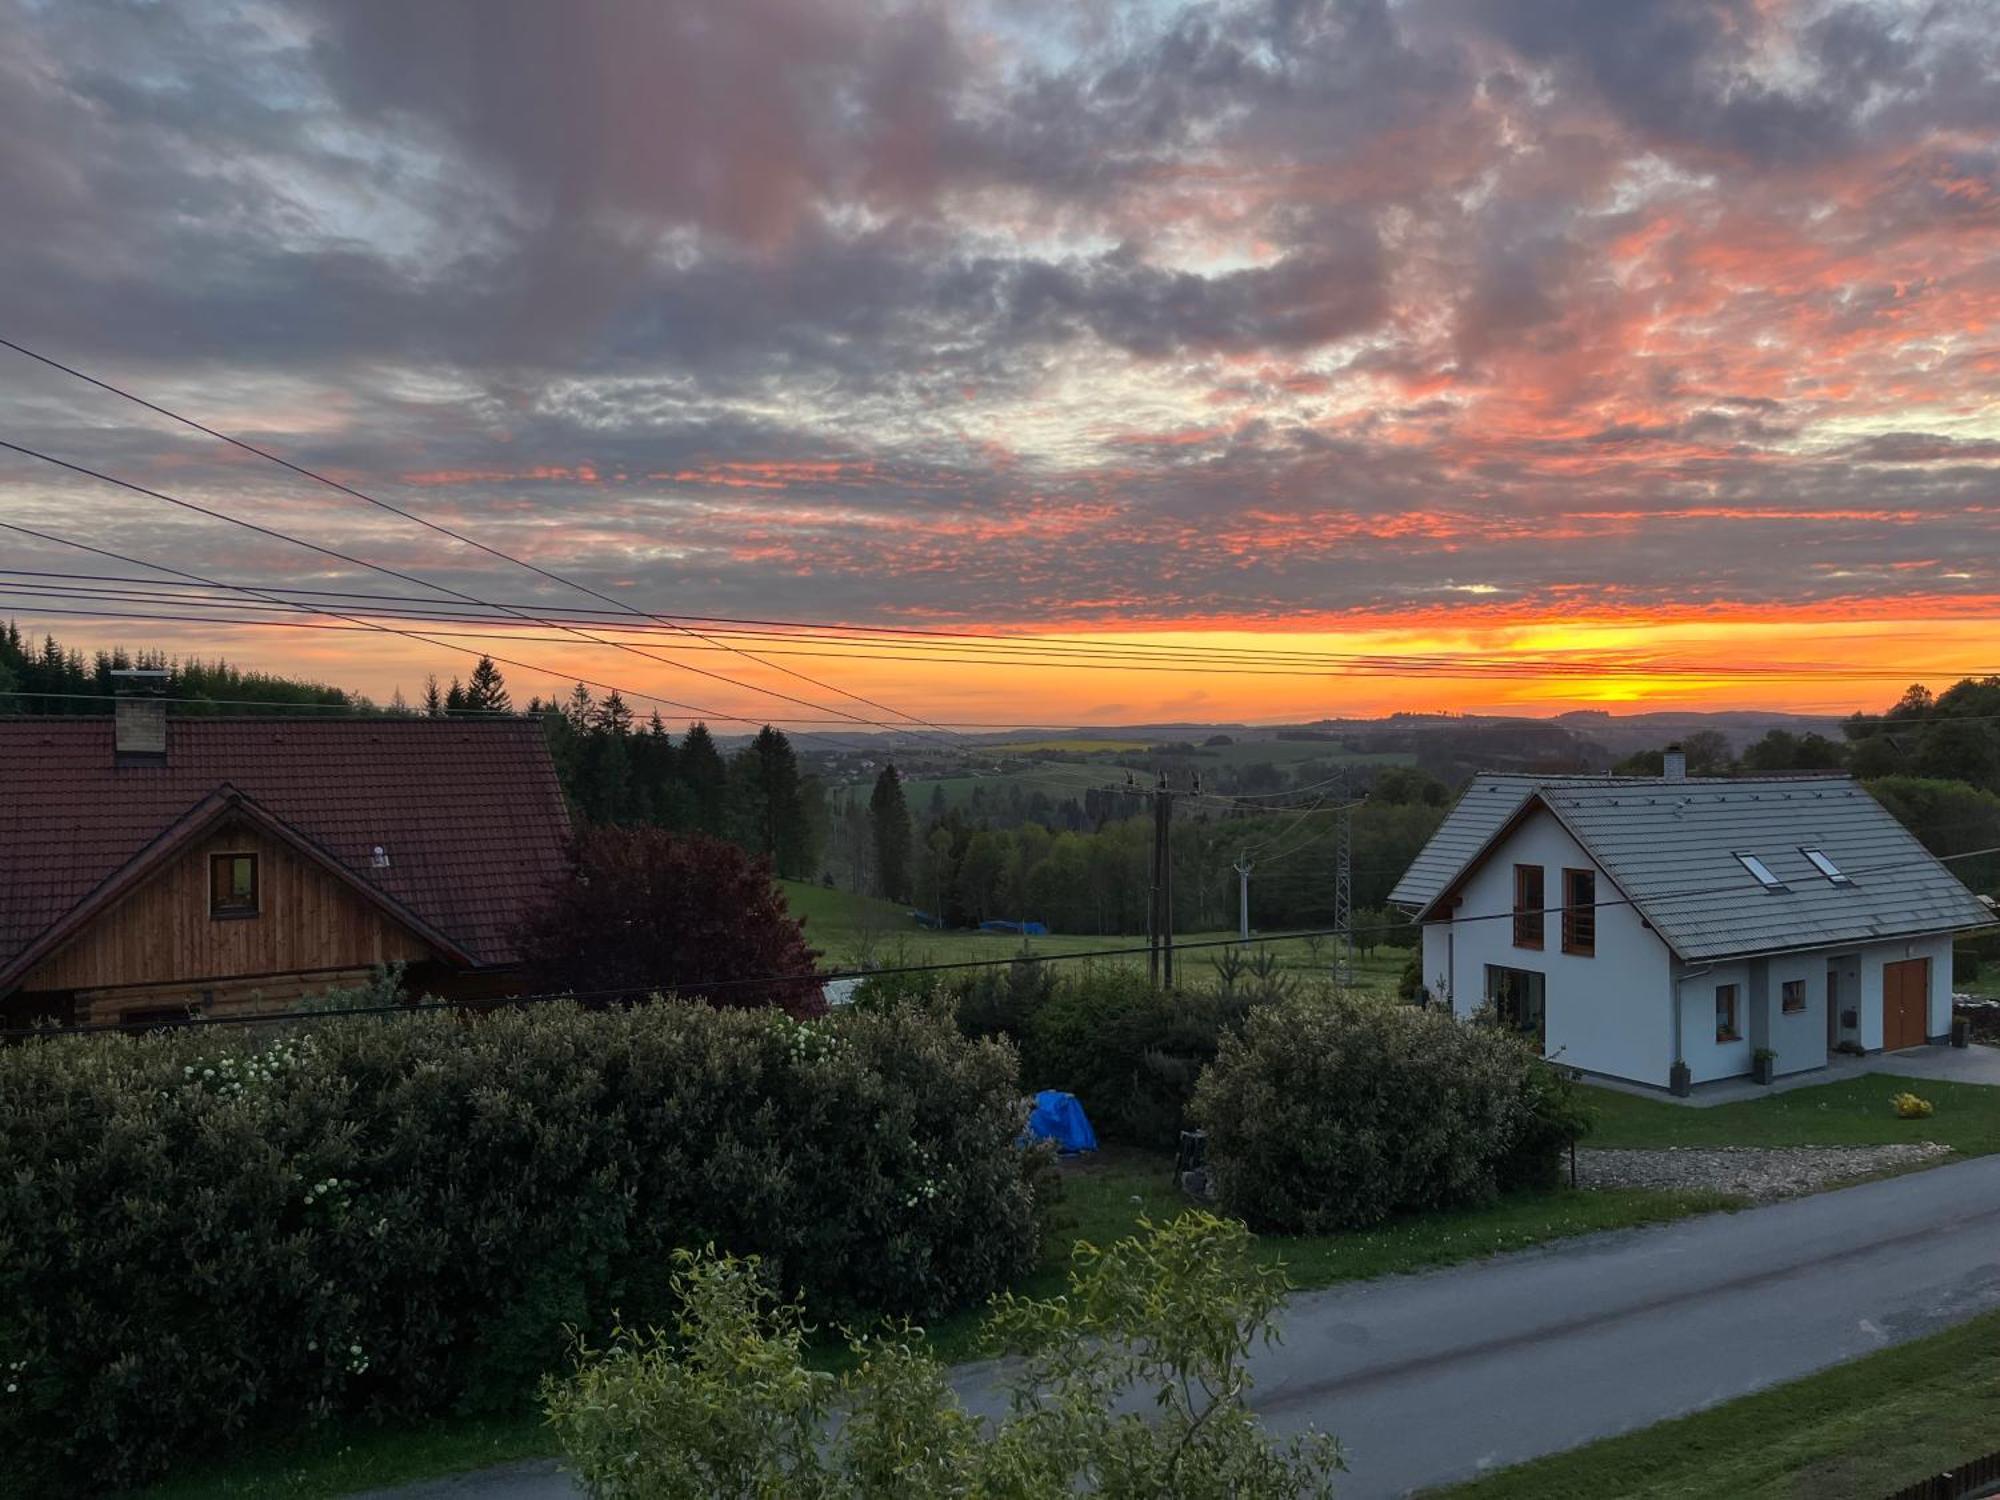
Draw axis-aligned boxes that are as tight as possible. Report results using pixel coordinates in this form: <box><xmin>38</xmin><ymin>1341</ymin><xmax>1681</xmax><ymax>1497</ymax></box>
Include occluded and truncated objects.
<box><xmin>0</xmin><ymin>701</ymin><xmax>572</xmax><ymax>1028</ymax></box>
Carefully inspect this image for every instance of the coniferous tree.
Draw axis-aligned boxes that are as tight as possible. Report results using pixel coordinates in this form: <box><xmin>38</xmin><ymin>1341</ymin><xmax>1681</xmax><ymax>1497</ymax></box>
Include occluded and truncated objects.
<box><xmin>421</xmin><ymin>675</ymin><xmax>445</xmax><ymax>718</ymax></box>
<box><xmin>729</xmin><ymin>726</ymin><xmax>810</xmax><ymax>877</ymax></box>
<box><xmin>596</xmin><ymin>689</ymin><xmax>635</xmax><ymax>737</ymax></box>
<box><xmin>462</xmin><ymin>656</ymin><xmax>511</xmax><ymax>713</ymax></box>
<box><xmin>444</xmin><ymin>678</ymin><xmax>467</xmax><ymax>716</ymax></box>
<box><xmin>563</xmin><ymin>681</ymin><xmax>596</xmax><ymax>732</ymax></box>
<box><xmin>679</xmin><ymin>722</ymin><xmax>728</xmax><ymax>835</ymax></box>
<box><xmin>869</xmin><ymin>763</ymin><xmax>913</xmax><ymax>901</ymax></box>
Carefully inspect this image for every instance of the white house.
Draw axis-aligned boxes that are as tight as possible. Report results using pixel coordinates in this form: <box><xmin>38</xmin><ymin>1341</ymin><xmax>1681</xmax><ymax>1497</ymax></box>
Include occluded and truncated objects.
<box><xmin>1389</xmin><ymin>755</ymin><xmax>1996</xmax><ymax>1093</ymax></box>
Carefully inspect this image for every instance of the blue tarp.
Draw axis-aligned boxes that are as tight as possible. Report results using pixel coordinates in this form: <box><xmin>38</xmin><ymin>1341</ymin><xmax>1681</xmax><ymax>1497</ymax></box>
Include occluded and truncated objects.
<box><xmin>979</xmin><ymin>919</ymin><xmax>1051</xmax><ymax>935</ymax></box>
<box><xmin>1022</xmin><ymin>1089</ymin><xmax>1098</xmax><ymax>1154</ymax></box>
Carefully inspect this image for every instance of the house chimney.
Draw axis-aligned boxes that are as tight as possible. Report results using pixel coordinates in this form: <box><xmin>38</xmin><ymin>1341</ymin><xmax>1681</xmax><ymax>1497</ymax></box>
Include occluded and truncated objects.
<box><xmin>111</xmin><ymin>668</ymin><xmax>170</xmax><ymax>765</ymax></box>
<box><xmin>1662</xmin><ymin>742</ymin><xmax>1686</xmax><ymax>782</ymax></box>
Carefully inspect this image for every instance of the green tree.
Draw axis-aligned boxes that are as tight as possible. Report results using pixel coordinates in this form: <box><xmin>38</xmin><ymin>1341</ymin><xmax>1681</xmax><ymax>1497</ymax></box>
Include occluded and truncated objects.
<box><xmin>956</xmin><ymin>830</ymin><xmax>1007</xmax><ymax>924</ymax></box>
<box><xmin>868</xmin><ymin>764</ymin><xmax>913</xmax><ymax>901</ymax></box>
<box><xmin>461</xmin><ymin>655</ymin><xmax>511</xmax><ymax>713</ymax></box>
<box><xmin>679</xmin><ymin>722</ymin><xmax>728</xmax><ymax>835</ymax></box>
<box><xmin>730</xmin><ymin>727</ymin><xmax>811</xmax><ymax>878</ymax></box>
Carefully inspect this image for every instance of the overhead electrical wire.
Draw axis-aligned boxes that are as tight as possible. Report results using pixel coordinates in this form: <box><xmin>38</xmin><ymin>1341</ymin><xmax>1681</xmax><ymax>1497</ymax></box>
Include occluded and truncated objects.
<box><xmin>0</xmin><ymin>336</ymin><xmax>970</xmax><ymax>746</ymax></box>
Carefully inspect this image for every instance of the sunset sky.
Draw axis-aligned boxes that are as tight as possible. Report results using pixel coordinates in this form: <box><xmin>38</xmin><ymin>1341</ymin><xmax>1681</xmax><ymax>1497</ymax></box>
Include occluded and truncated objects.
<box><xmin>2</xmin><ymin>0</ymin><xmax>1996</xmax><ymax>731</ymax></box>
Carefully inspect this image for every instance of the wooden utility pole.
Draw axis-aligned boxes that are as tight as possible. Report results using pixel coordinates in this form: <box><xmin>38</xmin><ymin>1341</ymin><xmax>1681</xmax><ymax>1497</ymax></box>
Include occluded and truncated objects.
<box><xmin>1148</xmin><ymin>771</ymin><xmax>1176</xmax><ymax>989</ymax></box>
<box><xmin>1234</xmin><ymin>852</ymin><xmax>1253</xmax><ymax>941</ymax></box>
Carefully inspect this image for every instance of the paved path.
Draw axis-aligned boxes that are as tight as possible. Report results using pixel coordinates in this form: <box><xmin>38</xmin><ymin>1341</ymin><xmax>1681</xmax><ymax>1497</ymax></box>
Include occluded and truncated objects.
<box><xmin>361</xmin><ymin>1153</ymin><xmax>2000</xmax><ymax>1500</ymax></box>
<box><xmin>1587</xmin><ymin>1040</ymin><xmax>2000</xmax><ymax>1107</ymax></box>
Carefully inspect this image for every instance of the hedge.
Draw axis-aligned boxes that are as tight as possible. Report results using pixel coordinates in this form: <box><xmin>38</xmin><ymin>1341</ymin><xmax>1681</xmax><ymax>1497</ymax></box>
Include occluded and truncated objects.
<box><xmin>1193</xmin><ymin>997</ymin><xmax>1577</xmax><ymax>1232</ymax></box>
<box><xmin>0</xmin><ymin>1001</ymin><xmax>1039</xmax><ymax>1495</ymax></box>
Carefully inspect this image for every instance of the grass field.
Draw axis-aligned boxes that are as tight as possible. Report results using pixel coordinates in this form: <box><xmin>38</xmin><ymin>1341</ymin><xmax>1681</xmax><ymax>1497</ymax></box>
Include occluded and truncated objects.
<box><xmin>1583</xmin><ymin>1073</ymin><xmax>2000</xmax><ymax>1156</ymax></box>
<box><xmin>778</xmin><ymin>878</ymin><xmax>1408</xmax><ymax>995</ymax></box>
<box><xmin>985</xmin><ymin>737</ymin><xmax>1152</xmax><ymax>755</ymax></box>
<box><xmin>1435</xmin><ymin>1306</ymin><xmax>2000</xmax><ymax>1500</ymax></box>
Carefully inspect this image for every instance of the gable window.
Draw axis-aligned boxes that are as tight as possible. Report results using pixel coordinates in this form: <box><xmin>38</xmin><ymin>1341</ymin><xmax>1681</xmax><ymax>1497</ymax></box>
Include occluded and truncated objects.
<box><xmin>1781</xmin><ymin>979</ymin><xmax>1806</xmax><ymax>1014</ymax></box>
<box><xmin>1734</xmin><ymin>852</ymin><xmax>1788</xmax><ymax>891</ymax></box>
<box><xmin>1801</xmin><ymin>848</ymin><xmax>1852</xmax><ymax>886</ymax></box>
<box><xmin>209</xmin><ymin>852</ymin><xmax>259</xmax><ymax>918</ymax></box>
<box><xmin>1561</xmin><ymin>868</ymin><xmax>1597</xmax><ymax>956</ymax></box>
<box><xmin>1715</xmin><ymin>983</ymin><xmax>1741</xmax><ymax>1042</ymax></box>
<box><xmin>1512</xmin><ymin>864</ymin><xmax>1544</xmax><ymax>949</ymax></box>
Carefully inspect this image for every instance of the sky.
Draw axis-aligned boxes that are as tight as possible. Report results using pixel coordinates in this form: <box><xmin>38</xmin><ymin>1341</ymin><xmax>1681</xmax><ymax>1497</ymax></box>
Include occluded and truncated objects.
<box><xmin>0</xmin><ymin>0</ymin><xmax>1996</xmax><ymax>730</ymax></box>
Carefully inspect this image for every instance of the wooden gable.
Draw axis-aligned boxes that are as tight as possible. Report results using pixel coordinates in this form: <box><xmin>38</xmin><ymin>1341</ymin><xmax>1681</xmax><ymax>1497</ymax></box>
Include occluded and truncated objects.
<box><xmin>18</xmin><ymin>817</ymin><xmax>435</xmax><ymax>995</ymax></box>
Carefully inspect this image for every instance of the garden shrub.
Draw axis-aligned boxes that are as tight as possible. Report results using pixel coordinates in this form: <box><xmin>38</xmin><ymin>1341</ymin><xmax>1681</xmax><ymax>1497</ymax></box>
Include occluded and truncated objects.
<box><xmin>544</xmin><ymin>1215</ymin><xmax>1343</xmax><ymax>1499</ymax></box>
<box><xmin>0</xmin><ymin>1000</ymin><xmax>1038</xmax><ymax>1496</ymax></box>
<box><xmin>1193</xmin><ymin>996</ymin><xmax>1546</xmax><ymax>1232</ymax></box>
<box><xmin>1017</xmin><ymin>965</ymin><xmax>1262</xmax><ymax>1148</ymax></box>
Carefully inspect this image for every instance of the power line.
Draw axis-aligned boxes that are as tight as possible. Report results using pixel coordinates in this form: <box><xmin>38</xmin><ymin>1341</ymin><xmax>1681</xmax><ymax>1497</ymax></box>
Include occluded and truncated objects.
<box><xmin>5</xmin><ymin>572</ymin><xmax>1989</xmax><ymax>681</ymax></box>
<box><xmin>0</xmin><ymin>336</ymin><xmax>967</xmax><ymax>745</ymax></box>
<box><xmin>0</xmin><ymin>519</ymin><xmax>896</xmax><ymax>753</ymax></box>
<box><xmin>0</xmin><ymin>438</ymin><xmax>971</xmax><ymax>750</ymax></box>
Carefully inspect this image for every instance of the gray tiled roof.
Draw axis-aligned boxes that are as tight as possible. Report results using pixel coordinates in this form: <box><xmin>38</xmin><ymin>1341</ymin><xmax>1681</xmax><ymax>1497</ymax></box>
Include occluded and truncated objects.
<box><xmin>1400</xmin><ymin>773</ymin><xmax>1996</xmax><ymax>961</ymax></box>
<box><xmin>1387</xmin><ymin>774</ymin><xmax>1649</xmax><ymax>910</ymax></box>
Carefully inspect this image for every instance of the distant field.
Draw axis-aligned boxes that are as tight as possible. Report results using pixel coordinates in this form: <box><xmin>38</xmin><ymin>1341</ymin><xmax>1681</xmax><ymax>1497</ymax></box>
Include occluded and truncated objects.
<box><xmin>987</xmin><ymin>737</ymin><xmax>1151</xmax><ymax>755</ymax></box>
<box><xmin>776</xmin><ymin>879</ymin><xmax>1405</xmax><ymax>996</ymax></box>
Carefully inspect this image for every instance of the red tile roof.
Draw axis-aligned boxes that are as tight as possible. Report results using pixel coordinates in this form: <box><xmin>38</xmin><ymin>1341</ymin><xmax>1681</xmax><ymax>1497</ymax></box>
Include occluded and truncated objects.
<box><xmin>0</xmin><ymin>717</ymin><xmax>573</xmax><ymax>984</ymax></box>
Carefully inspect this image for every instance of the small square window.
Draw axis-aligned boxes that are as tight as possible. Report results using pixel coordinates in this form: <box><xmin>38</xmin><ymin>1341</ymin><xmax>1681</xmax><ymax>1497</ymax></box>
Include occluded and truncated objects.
<box><xmin>1716</xmin><ymin>983</ymin><xmax>1741</xmax><ymax>1042</ymax></box>
<box><xmin>1781</xmin><ymin>979</ymin><xmax>1806</xmax><ymax>1014</ymax></box>
<box><xmin>209</xmin><ymin>852</ymin><xmax>259</xmax><ymax>918</ymax></box>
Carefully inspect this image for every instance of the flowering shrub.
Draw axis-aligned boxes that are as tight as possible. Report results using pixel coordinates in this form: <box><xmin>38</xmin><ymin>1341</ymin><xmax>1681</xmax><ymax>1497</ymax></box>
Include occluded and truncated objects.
<box><xmin>1193</xmin><ymin>996</ymin><xmax>1552</xmax><ymax>1232</ymax></box>
<box><xmin>1893</xmin><ymin>1090</ymin><xmax>1935</xmax><ymax>1119</ymax></box>
<box><xmin>0</xmin><ymin>1001</ymin><xmax>1037</xmax><ymax>1495</ymax></box>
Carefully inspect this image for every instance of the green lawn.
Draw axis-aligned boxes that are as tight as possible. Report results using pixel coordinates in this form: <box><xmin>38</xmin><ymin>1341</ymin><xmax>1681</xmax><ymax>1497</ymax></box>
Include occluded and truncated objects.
<box><xmin>1583</xmin><ymin>1073</ymin><xmax>2000</xmax><ymax>1155</ymax></box>
<box><xmin>1432</xmin><ymin>1307</ymin><xmax>2000</xmax><ymax>1500</ymax></box>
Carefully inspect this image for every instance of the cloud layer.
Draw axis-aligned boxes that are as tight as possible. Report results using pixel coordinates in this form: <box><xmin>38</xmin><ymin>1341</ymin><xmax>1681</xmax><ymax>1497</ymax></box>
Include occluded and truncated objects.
<box><xmin>1</xmin><ymin>0</ymin><xmax>1996</xmax><ymax>716</ymax></box>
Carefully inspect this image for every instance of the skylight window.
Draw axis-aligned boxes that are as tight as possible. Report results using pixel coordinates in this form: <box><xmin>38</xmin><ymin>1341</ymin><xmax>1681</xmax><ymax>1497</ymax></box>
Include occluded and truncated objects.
<box><xmin>1735</xmin><ymin>852</ymin><xmax>1788</xmax><ymax>891</ymax></box>
<box><xmin>1801</xmin><ymin>848</ymin><xmax>1852</xmax><ymax>886</ymax></box>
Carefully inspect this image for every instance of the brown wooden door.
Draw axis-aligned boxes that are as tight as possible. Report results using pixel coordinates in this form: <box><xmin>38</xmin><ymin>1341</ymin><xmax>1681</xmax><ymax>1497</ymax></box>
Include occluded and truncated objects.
<box><xmin>1883</xmin><ymin>958</ymin><xmax>1930</xmax><ymax>1051</ymax></box>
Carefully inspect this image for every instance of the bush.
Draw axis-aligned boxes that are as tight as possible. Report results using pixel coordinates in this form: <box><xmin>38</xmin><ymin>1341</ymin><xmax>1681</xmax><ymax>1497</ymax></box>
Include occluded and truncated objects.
<box><xmin>1017</xmin><ymin>965</ymin><xmax>1261</xmax><ymax>1148</ymax></box>
<box><xmin>544</xmin><ymin>1215</ymin><xmax>1343</xmax><ymax>1499</ymax></box>
<box><xmin>1497</xmin><ymin>1058</ymin><xmax>1596</xmax><ymax>1192</ymax></box>
<box><xmin>1192</xmin><ymin>997</ymin><xmax>1544</xmax><ymax>1232</ymax></box>
<box><xmin>1954</xmin><ymin>947</ymin><xmax>1982</xmax><ymax>985</ymax></box>
<box><xmin>0</xmin><ymin>1001</ymin><xmax>1038</xmax><ymax>1495</ymax></box>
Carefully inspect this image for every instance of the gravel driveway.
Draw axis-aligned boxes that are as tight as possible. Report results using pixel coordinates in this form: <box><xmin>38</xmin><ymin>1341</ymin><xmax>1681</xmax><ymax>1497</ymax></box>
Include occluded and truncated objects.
<box><xmin>1576</xmin><ymin>1143</ymin><xmax>1952</xmax><ymax>1200</ymax></box>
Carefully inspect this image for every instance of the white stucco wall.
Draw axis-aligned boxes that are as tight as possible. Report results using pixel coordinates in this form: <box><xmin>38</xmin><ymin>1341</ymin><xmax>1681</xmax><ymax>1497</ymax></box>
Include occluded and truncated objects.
<box><xmin>1424</xmin><ymin>807</ymin><xmax>1675</xmax><ymax>1087</ymax></box>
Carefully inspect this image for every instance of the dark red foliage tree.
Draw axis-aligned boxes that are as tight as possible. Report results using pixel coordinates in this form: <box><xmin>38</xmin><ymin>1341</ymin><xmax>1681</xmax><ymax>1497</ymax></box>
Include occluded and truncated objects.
<box><xmin>518</xmin><ymin>826</ymin><xmax>824</xmax><ymax>1016</ymax></box>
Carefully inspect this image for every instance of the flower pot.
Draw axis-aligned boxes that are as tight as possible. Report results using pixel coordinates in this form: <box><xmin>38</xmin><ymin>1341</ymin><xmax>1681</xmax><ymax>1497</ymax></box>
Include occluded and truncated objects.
<box><xmin>1752</xmin><ymin>1055</ymin><xmax>1776</xmax><ymax>1085</ymax></box>
<box><xmin>1952</xmin><ymin>1017</ymin><xmax>1971</xmax><ymax>1049</ymax></box>
<box><xmin>1670</xmin><ymin>1060</ymin><xmax>1692</xmax><ymax>1097</ymax></box>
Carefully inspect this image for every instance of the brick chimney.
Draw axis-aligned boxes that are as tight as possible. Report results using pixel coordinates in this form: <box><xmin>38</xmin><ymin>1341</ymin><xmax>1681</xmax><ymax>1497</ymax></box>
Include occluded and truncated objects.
<box><xmin>111</xmin><ymin>668</ymin><xmax>170</xmax><ymax>765</ymax></box>
<box><xmin>1662</xmin><ymin>742</ymin><xmax>1686</xmax><ymax>782</ymax></box>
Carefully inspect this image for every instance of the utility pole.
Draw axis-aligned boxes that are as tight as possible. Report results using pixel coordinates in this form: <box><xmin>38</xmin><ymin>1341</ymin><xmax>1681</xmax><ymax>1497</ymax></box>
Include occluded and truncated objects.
<box><xmin>1149</xmin><ymin>772</ymin><xmax>1177</xmax><ymax>989</ymax></box>
<box><xmin>1234</xmin><ymin>852</ymin><xmax>1252</xmax><ymax>941</ymax></box>
<box><xmin>1334</xmin><ymin>795</ymin><xmax>1354</xmax><ymax>989</ymax></box>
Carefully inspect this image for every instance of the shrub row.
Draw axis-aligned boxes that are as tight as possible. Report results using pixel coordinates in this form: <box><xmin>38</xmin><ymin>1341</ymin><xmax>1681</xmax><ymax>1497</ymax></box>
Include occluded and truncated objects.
<box><xmin>1194</xmin><ymin>997</ymin><xmax>1585</xmax><ymax>1231</ymax></box>
<box><xmin>863</xmin><ymin>957</ymin><xmax>1292</xmax><ymax>1148</ymax></box>
<box><xmin>0</xmin><ymin>1001</ymin><xmax>1039</xmax><ymax>1495</ymax></box>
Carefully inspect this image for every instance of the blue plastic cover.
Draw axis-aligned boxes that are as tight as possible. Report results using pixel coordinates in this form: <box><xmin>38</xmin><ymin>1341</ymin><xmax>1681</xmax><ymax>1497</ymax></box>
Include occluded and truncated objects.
<box><xmin>1023</xmin><ymin>1089</ymin><xmax>1098</xmax><ymax>1154</ymax></box>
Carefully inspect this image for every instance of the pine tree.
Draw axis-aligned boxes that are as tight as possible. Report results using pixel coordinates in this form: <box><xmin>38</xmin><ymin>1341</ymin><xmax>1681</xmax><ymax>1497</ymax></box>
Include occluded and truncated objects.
<box><xmin>727</xmin><ymin>726</ymin><xmax>810</xmax><ymax>876</ymax></box>
<box><xmin>679</xmin><ymin>721</ymin><xmax>727</xmax><ymax>834</ymax></box>
<box><xmin>868</xmin><ymin>763</ymin><xmax>913</xmax><ymax>901</ymax></box>
<box><xmin>444</xmin><ymin>678</ymin><xmax>467</xmax><ymax>716</ymax></box>
<box><xmin>596</xmin><ymin>689</ymin><xmax>635</xmax><ymax>736</ymax></box>
<box><xmin>462</xmin><ymin>656</ymin><xmax>511</xmax><ymax>713</ymax></box>
<box><xmin>563</xmin><ymin>681</ymin><xmax>596</xmax><ymax>732</ymax></box>
<box><xmin>421</xmin><ymin>675</ymin><xmax>446</xmax><ymax>718</ymax></box>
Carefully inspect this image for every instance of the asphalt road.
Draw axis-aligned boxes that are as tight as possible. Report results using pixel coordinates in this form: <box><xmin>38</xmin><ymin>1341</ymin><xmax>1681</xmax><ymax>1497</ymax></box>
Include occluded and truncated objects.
<box><xmin>362</xmin><ymin>1153</ymin><xmax>2000</xmax><ymax>1500</ymax></box>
